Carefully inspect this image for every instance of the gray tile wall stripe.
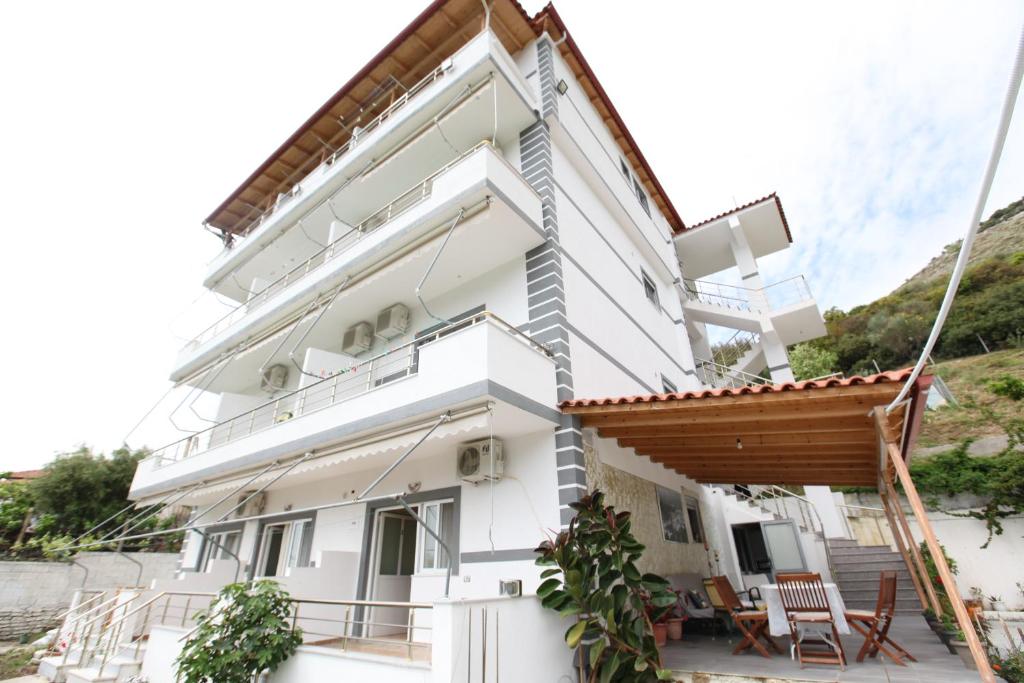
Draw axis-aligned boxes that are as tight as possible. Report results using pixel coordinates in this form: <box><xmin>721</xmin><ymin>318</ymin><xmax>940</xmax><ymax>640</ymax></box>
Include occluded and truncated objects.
<box><xmin>461</xmin><ymin>548</ymin><xmax>537</xmax><ymax>563</ymax></box>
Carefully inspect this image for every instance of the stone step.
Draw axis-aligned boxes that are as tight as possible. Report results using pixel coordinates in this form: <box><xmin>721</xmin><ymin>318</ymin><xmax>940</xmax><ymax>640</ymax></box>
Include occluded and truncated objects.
<box><xmin>835</xmin><ymin>579</ymin><xmax>918</xmax><ymax>594</ymax></box>
<box><xmin>829</xmin><ymin>543</ymin><xmax>894</xmax><ymax>554</ymax></box>
<box><xmin>836</xmin><ymin>566</ymin><xmax>914</xmax><ymax>581</ymax></box>
<box><xmin>833</xmin><ymin>559</ymin><xmax>910</xmax><ymax>572</ymax></box>
<box><xmin>832</xmin><ymin>550</ymin><xmax>903</xmax><ymax>563</ymax></box>
<box><xmin>64</xmin><ymin>667</ymin><xmax>116</xmax><ymax>683</ymax></box>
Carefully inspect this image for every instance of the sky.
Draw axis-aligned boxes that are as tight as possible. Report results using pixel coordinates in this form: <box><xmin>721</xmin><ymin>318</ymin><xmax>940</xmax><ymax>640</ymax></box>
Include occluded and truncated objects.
<box><xmin>1</xmin><ymin>1</ymin><xmax>1021</xmax><ymax>471</ymax></box>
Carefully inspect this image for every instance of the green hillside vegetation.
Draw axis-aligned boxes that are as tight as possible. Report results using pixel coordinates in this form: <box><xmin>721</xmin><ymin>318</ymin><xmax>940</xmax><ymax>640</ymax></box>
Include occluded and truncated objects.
<box><xmin>810</xmin><ymin>199</ymin><xmax>1024</xmax><ymax>376</ymax></box>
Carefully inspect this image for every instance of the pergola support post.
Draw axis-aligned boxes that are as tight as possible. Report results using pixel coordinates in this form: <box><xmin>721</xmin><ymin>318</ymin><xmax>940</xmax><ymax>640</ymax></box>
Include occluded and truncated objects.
<box><xmin>878</xmin><ymin>488</ymin><xmax>930</xmax><ymax>612</ymax></box>
<box><xmin>881</xmin><ymin>478</ymin><xmax>940</xmax><ymax>614</ymax></box>
<box><xmin>873</xmin><ymin>407</ymin><xmax>993</xmax><ymax>681</ymax></box>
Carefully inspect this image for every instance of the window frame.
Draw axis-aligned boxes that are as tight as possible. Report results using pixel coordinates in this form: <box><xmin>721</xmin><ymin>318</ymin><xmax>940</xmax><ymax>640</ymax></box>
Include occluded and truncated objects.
<box><xmin>253</xmin><ymin>515</ymin><xmax>316</xmax><ymax>578</ymax></box>
<box><xmin>199</xmin><ymin>528</ymin><xmax>242</xmax><ymax>573</ymax></box>
<box><xmin>416</xmin><ymin>499</ymin><xmax>456</xmax><ymax>574</ymax></box>
<box><xmin>633</xmin><ymin>178</ymin><xmax>651</xmax><ymax>217</ymax></box>
<box><xmin>685</xmin><ymin>495</ymin><xmax>705</xmax><ymax>545</ymax></box>
<box><xmin>641</xmin><ymin>268</ymin><xmax>660</xmax><ymax>307</ymax></box>
<box><xmin>661</xmin><ymin>375</ymin><xmax>677</xmax><ymax>394</ymax></box>
<box><xmin>655</xmin><ymin>485</ymin><xmax>689</xmax><ymax>544</ymax></box>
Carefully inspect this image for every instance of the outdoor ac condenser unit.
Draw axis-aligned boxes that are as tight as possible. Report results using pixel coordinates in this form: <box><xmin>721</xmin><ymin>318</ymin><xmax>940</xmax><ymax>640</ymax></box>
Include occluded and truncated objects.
<box><xmin>456</xmin><ymin>438</ymin><xmax>504</xmax><ymax>483</ymax></box>
<box><xmin>375</xmin><ymin>303</ymin><xmax>409</xmax><ymax>340</ymax></box>
<box><xmin>342</xmin><ymin>322</ymin><xmax>373</xmax><ymax>355</ymax></box>
<box><xmin>234</xmin><ymin>491</ymin><xmax>266</xmax><ymax>519</ymax></box>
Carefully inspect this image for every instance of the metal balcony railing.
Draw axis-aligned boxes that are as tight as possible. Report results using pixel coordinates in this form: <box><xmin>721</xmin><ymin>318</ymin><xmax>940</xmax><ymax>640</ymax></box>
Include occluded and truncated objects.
<box><xmin>682</xmin><ymin>275</ymin><xmax>812</xmax><ymax>313</ymax></box>
<box><xmin>154</xmin><ymin>312</ymin><xmax>548</xmax><ymax>468</ymax></box>
<box><xmin>185</xmin><ymin>141</ymin><xmax>494</xmax><ymax>351</ymax></box>
<box><xmin>229</xmin><ymin>60</ymin><xmax>452</xmax><ymax>238</ymax></box>
<box><xmin>694</xmin><ymin>358</ymin><xmax>770</xmax><ymax>390</ymax></box>
<box><xmin>710</xmin><ymin>329</ymin><xmax>761</xmax><ymax>369</ymax></box>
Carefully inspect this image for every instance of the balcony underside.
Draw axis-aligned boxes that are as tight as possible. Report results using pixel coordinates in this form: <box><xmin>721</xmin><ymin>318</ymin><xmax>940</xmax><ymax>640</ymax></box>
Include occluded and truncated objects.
<box><xmin>681</xmin><ymin>298</ymin><xmax>825</xmax><ymax>347</ymax></box>
<box><xmin>205</xmin><ymin>32</ymin><xmax>538</xmax><ymax>303</ymax></box>
<box><xmin>173</xmin><ymin>145</ymin><xmax>544</xmax><ymax>385</ymax></box>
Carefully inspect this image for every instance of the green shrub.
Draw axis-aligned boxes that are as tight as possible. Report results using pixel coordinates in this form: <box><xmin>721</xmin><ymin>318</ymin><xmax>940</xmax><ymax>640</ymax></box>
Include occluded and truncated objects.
<box><xmin>988</xmin><ymin>375</ymin><xmax>1024</xmax><ymax>401</ymax></box>
<box><xmin>177</xmin><ymin>581</ymin><xmax>302</xmax><ymax>683</ymax></box>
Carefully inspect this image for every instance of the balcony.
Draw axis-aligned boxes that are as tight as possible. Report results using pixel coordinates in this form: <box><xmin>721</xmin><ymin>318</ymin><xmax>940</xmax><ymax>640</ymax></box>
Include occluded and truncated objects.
<box><xmin>132</xmin><ymin>314</ymin><xmax>557</xmax><ymax>498</ymax></box>
<box><xmin>172</xmin><ymin>142</ymin><xmax>544</xmax><ymax>382</ymax></box>
<box><xmin>680</xmin><ymin>275</ymin><xmax>826</xmax><ymax>346</ymax></box>
<box><xmin>204</xmin><ymin>30</ymin><xmax>538</xmax><ymax>304</ymax></box>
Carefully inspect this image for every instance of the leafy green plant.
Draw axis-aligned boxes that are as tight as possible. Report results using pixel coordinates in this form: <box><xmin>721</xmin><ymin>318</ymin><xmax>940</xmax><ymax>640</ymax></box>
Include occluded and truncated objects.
<box><xmin>988</xmin><ymin>374</ymin><xmax>1024</xmax><ymax>401</ymax></box>
<box><xmin>534</xmin><ymin>490</ymin><xmax>677</xmax><ymax>682</ymax></box>
<box><xmin>176</xmin><ymin>581</ymin><xmax>302</xmax><ymax>683</ymax></box>
<box><xmin>788</xmin><ymin>343</ymin><xmax>838</xmax><ymax>381</ymax></box>
<box><xmin>993</xmin><ymin>650</ymin><xmax>1024</xmax><ymax>682</ymax></box>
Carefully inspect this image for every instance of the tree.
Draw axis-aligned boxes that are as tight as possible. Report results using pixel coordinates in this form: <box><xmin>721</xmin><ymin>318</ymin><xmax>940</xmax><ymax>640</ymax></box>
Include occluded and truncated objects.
<box><xmin>788</xmin><ymin>343</ymin><xmax>838</xmax><ymax>381</ymax></box>
<box><xmin>0</xmin><ymin>479</ymin><xmax>33</xmax><ymax>551</ymax></box>
<box><xmin>30</xmin><ymin>446</ymin><xmax>146</xmax><ymax>539</ymax></box>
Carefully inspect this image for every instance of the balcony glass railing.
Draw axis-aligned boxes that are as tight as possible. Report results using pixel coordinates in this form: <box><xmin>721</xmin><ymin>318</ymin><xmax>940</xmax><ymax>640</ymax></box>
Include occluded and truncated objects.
<box><xmin>682</xmin><ymin>275</ymin><xmax>812</xmax><ymax>313</ymax></box>
<box><xmin>186</xmin><ymin>141</ymin><xmax>496</xmax><ymax>351</ymax></box>
<box><xmin>152</xmin><ymin>313</ymin><xmax>549</xmax><ymax>468</ymax></box>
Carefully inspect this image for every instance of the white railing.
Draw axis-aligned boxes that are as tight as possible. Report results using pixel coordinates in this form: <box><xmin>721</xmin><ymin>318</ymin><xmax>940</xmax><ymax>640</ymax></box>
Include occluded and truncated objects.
<box><xmin>711</xmin><ymin>329</ymin><xmax>761</xmax><ymax>369</ymax></box>
<box><xmin>187</xmin><ymin>141</ymin><xmax>494</xmax><ymax>351</ymax></box>
<box><xmin>694</xmin><ymin>358</ymin><xmax>770</xmax><ymax>389</ymax></box>
<box><xmin>682</xmin><ymin>275</ymin><xmax>813</xmax><ymax>313</ymax></box>
<box><xmin>286</xmin><ymin>597</ymin><xmax>433</xmax><ymax>661</ymax></box>
<box><xmin>727</xmin><ymin>484</ymin><xmax>837</xmax><ymax>578</ymax></box>
<box><xmin>228</xmin><ymin>61</ymin><xmax>452</xmax><ymax>238</ymax></box>
<box><xmin>154</xmin><ymin>313</ymin><xmax>548</xmax><ymax>467</ymax></box>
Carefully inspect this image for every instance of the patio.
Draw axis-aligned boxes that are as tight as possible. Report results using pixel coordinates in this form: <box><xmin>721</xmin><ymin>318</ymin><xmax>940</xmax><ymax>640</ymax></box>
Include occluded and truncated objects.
<box><xmin>663</xmin><ymin>616</ymin><xmax>985</xmax><ymax>682</ymax></box>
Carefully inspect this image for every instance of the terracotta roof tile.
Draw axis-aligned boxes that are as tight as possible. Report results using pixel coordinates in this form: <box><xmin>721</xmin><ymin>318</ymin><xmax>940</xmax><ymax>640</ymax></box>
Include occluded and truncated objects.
<box><xmin>559</xmin><ymin>368</ymin><xmax>918</xmax><ymax>408</ymax></box>
<box><xmin>680</xmin><ymin>192</ymin><xmax>793</xmax><ymax>242</ymax></box>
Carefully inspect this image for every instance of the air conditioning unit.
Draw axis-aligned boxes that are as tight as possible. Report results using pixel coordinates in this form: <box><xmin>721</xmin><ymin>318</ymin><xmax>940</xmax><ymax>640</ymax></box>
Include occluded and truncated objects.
<box><xmin>234</xmin><ymin>491</ymin><xmax>266</xmax><ymax>519</ymax></box>
<box><xmin>456</xmin><ymin>438</ymin><xmax>504</xmax><ymax>483</ymax></box>
<box><xmin>342</xmin><ymin>322</ymin><xmax>373</xmax><ymax>355</ymax></box>
<box><xmin>375</xmin><ymin>303</ymin><xmax>409</xmax><ymax>340</ymax></box>
<box><xmin>260</xmin><ymin>364</ymin><xmax>289</xmax><ymax>393</ymax></box>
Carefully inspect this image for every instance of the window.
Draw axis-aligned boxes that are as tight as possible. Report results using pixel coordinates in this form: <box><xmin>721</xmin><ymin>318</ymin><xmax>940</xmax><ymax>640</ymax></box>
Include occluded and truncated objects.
<box><xmin>619</xmin><ymin>157</ymin><xmax>631</xmax><ymax>180</ymax></box>
<box><xmin>641</xmin><ymin>269</ymin><xmax>659</xmax><ymax>306</ymax></box>
<box><xmin>633</xmin><ymin>178</ymin><xmax>651</xmax><ymax>217</ymax></box>
<box><xmin>418</xmin><ymin>500</ymin><xmax>455</xmax><ymax>571</ymax></box>
<box><xmin>656</xmin><ymin>486</ymin><xmax>688</xmax><ymax>543</ymax></box>
<box><xmin>661</xmin><ymin>375</ymin><xmax>677</xmax><ymax>394</ymax></box>
<box><xmin>685</xmin><ymin>496</ymin><xmax>705</xmax><ymax>544</ymax></box>
<box><xmin>200</xmin><ymin>530</ymin><xmax>241</xmax><ymax>572</ymax></box>
<box><xmin>256</xmin><ymin>518</ymin><xmax>314</xmax><ymax>577</ymax></box>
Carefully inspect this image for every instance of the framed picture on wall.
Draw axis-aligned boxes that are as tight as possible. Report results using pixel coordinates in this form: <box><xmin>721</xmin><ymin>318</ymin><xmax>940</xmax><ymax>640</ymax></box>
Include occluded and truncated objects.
<box><xmin>656</xmin><ymin>485</ymin><xmax>689</xmax><ymax>543</ymax></box>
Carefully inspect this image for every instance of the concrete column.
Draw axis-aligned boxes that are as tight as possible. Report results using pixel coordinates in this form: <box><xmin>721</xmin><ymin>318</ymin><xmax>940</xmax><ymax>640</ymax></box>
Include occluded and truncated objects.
<box><xmin>759</xmin><ymin>327</ymin><xmax>794</xmax><ymax>383</ymax></box>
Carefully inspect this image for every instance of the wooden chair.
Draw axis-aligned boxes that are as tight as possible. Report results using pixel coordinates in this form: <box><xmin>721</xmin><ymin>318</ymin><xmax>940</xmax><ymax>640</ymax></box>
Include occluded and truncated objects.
<box><xmin>776</xmin><ymin>572</ymin><xmax>846</xmax><ymax>668</ymax></box>
<box><xmin>845</xmin><ymin>571</ymin><xmax>916</xmax><ymax>665</ymax></box>
<box><xmin>710</xmin><ymin>575</ymin><xmax>781</xmax><ymax>658</ymax></box>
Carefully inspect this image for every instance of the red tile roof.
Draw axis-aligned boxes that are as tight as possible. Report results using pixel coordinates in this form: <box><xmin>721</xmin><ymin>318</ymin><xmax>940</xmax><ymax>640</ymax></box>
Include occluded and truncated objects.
<box><xmin>560</xmin><ymin>369</ymin><xmax>920</xmax><ymax>408</ymax></box>
<box><xmin>681</xmin><ymin>192</ymin><xmax>793</xmax><ymax>242</ymax></box>
<box><xmin>2</xmin><ymin>469</ymin><xmax>45</xmax><ymax>480</ymax></box>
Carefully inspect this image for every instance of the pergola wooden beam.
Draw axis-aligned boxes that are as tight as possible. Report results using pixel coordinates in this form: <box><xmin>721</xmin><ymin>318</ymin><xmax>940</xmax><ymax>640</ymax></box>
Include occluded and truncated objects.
<box><xmin>874</xmin><ymin>407</ymin><xmax>993</xmax><ymax>680</ymax></box>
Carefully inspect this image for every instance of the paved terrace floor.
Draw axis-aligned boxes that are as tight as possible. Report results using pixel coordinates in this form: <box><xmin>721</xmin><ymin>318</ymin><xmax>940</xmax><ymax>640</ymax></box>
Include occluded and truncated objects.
<box><xmin>663</xmin><ymin>616</ymin><xmax>987</xmax><ymax>682</ymax></box>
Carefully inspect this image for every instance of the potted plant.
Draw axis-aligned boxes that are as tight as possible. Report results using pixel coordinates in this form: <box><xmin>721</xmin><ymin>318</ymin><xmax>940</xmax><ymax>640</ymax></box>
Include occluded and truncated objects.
<box><xmin>642</xmin><ymin>592</ymin><xmax>670</xmax><ymax>647</ymax></box>
<box><xmin>938</xmin><ymin>613</ymin><xmax>960</xmax><ymax>655</ymax></box>
<box><xmin>948</xmin><ymin>630</ymin><xmax>977</xmax><ymax>670</ymax></box>
<box><xmin>663</xmin><ymin>590</ymin><xmax>687</xmax><ymax>641</ymax></box>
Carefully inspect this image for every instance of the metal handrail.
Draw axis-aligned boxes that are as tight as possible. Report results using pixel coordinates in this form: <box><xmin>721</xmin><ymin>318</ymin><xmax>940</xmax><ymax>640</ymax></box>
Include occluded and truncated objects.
<box><xmin>229</xmin><ymin>60</ymin><xmax>453</xmax><ymax>238</ymax></box>
<box><xmin>150</xmin><ymin>312</ymin><xmax>548</xmax><ymax>467</ymax></box>
<box><xmin>749</xmin><ymin>484</ymin><xmax>837</xmax><ymax>579</ymax></box>
<box><xmin>694</xmin><ymin>357</ymin><xmax>770</xmax><ymax>389</ymax></box>
<box><xmin>711</xmin><ymin>329</ymin><xmax>761</xmax><ymax>368</ymax></box>
<box><xmin>186</xmin><ymin>140</ymin><xmax>494</xmax><ymax>350</ymax></box>
<box><xmin>682</xmin><ymin>275</ymin><xmax>812</xmax><ymax>312</ymax></box>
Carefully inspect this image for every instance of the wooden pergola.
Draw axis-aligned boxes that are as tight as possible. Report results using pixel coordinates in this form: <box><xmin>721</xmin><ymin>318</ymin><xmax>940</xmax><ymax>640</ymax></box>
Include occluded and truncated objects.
<box><xmin>562</xmin><ymin>370</ymin><xmax>994</xmax><ymax>680</ymax></box>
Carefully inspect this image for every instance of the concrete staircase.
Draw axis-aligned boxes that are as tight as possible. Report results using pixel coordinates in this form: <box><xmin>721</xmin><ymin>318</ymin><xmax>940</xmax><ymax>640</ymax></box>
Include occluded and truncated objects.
<box><xmin>828</xmin><ymin>538</ymin><xmax>922</xmax><ymax>612</ymax></box>
<box><xmin>38</xmin><ymin>642</ymin><xmax>145</xmax><ymax>683</ymax></box>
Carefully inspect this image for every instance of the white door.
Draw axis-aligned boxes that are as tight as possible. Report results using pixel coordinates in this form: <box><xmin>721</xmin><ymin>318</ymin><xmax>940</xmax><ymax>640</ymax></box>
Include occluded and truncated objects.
<box><xmin>760</xmin><ymin>519</ymin><xmax>807</xmax><ymax>575</ymax></box>
<box><xmin>369</xmin><ymin>511</ymin><xmax>416</xmax><ymax>637</ymax></box>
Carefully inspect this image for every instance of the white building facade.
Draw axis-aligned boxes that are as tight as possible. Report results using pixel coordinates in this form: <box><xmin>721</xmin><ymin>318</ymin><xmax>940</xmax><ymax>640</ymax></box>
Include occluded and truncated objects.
<box><xmin>41</xmin><ymin>3</ymin><xmax>844</xmax><ymax>682</ymax></box>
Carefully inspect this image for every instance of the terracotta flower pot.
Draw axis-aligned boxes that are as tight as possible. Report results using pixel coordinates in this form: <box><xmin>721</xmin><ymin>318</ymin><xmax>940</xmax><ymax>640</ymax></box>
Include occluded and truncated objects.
<box><xmin>653</xmin><ymin>623</ymin><xmax>668</xmax><ymax>648</ymax></box>
<box><xmin>667</xmin><ymin>618</ymin><xmax>684</xmax><ymax>640</ymax></box>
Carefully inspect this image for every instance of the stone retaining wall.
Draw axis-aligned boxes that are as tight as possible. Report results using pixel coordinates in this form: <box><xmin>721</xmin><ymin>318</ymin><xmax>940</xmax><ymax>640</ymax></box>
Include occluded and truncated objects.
<box><xmin>0</xmin><ymin>552</ymin><xmax>178</xmax><ymax>639</ymax></box>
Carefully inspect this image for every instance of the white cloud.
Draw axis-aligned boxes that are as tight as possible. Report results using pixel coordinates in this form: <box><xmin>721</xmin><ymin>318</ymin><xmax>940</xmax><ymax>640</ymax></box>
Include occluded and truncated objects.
<box><xmin>0</xmin><ymin>1</ymin><xmax>1021</xmax><ymax>469</ymax></box>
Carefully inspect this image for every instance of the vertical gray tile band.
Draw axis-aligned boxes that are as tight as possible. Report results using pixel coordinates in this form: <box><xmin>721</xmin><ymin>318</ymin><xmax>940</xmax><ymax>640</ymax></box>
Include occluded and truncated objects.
<box><xmin>522</xmin><ymin>38</ymin><xmax>585</xmax><ymax>528</ymax></box>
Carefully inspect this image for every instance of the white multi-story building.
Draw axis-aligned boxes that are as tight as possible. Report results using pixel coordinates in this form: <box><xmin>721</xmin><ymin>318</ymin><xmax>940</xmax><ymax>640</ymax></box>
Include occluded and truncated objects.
<box><xmin>41</xmin><ymin>2</ymin><xmax>952</xmax><ymax>681</ymax></box>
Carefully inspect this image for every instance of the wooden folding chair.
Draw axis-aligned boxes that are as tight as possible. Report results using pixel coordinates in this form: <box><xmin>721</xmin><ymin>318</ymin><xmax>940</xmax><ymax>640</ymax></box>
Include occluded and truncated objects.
<box><xmin>845</xmin><ymin>570</ymin><xmax>916</xmax><ymax>665</ymax></box>
<box><xmin>776</xmin><ymin>572</ymin><xmax>846</xmax><ymax>669</ymax></box>
<box><xmin>710</xmin><ymin>576</ymin><xmax>781</xmax><ymax>658</ymax></box>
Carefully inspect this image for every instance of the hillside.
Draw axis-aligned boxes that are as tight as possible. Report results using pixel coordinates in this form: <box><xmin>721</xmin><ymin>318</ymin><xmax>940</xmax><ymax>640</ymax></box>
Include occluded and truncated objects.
<box><xmin>812</xmin><ymin>196</ymin><xmax>1024</xmax><ymax>376</ymax></box>
<box><xmin>916</xmin><ymin>348</ymin><xmax>1024</xmax><ymax>448</ymax></box>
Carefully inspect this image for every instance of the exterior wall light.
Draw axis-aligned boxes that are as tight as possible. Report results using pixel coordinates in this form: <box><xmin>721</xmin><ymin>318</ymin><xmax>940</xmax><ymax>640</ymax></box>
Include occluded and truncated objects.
<box><xmin>736</xmin><ymin>438</ymin><xmax>743</xmax><ymax>450</ymax></box>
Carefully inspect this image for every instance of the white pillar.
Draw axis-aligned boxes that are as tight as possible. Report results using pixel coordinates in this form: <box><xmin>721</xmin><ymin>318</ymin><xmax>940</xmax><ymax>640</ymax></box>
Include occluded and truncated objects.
<box><xmin>804</xmin><ymin>486</ymin><xmax>847</xmax><ymax>539</ymax></box>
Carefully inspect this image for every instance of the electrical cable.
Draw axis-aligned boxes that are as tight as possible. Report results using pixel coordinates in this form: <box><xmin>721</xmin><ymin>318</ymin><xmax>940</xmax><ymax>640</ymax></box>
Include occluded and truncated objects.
<box><xmin>888</xmin><ymin>24</ymin><xmax>1024</xmax><ymax>411</ymax></box>
<box><xmin>416</xmin><ymin>208</ymin><xmax>467</xmax><ymax>326</ymax></box>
